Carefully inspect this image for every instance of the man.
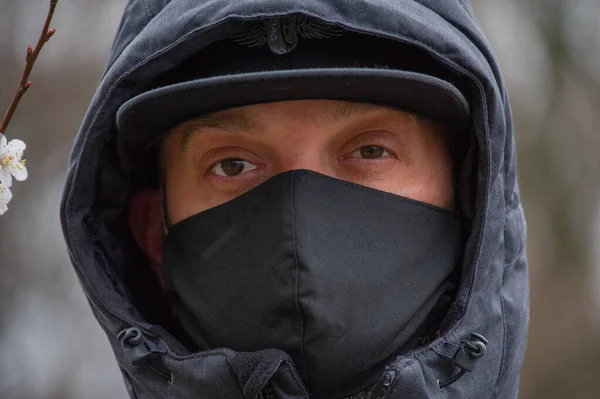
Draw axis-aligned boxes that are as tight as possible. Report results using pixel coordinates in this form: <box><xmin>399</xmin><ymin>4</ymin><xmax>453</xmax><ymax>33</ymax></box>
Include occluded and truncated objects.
<box><xmin>61</xmin><ymin>1</ymin><xmax>529</xmax><ymax>398</ymax></box>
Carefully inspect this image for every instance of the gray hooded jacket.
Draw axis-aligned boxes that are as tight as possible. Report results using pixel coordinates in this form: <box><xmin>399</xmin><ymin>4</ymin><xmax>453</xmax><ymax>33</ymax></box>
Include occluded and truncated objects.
<box><xmin>60</xmin><ymin>0</ymin><xmax>529</xmax><ymax>398</ymax></box>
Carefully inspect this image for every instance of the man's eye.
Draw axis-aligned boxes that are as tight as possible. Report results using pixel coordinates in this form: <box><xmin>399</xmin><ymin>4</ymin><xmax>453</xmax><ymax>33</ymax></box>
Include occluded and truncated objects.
<box><xmin>349</xmin><ymin>146</ymin><xmax>390</xmax><ymax>159</ymax></box>
<box><xmin>211</xmin><ymin>159</ymin><xmax>257</xmax><ymax>177</ymax></box>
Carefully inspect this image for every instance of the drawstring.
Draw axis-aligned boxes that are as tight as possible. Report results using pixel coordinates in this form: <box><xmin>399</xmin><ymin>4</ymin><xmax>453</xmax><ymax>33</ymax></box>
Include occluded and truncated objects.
<box><xmin>374</xmin><ymin>370</ymin><xmax>397</xmax><ymax>399</ymax></box>
<box><xmin>436</xmin><ymin>333</ymin><xmax>488</xmax><ymax>389</ymax></box>
<box><xmin>118</xmin><ymin>327</ymin><xmax>174</xmax><ymax>385</ymax></box>
<box><xmin>118</xmin><ymin>327</ymin><xmax>487</xmax><ymax>392</ymax></box>
<box><xmin>373</xmin><ymin>332</ymin><xmax>486</xmax><ymax>397</ymax></box>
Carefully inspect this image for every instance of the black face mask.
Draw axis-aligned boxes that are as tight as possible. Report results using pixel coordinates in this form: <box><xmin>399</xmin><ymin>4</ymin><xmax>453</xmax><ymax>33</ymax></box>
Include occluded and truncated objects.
<box><xmin>163</xmin><ymin>170</ymin><xmax>463</xmax><ymax>398</ymax></box>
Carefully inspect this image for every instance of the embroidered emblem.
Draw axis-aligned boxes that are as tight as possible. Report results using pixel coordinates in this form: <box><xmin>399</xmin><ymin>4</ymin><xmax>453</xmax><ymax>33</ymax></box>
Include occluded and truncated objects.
<box><xmin>233</xmin><ymin>15</ymin><xmax>343</xmax><ymax>55</ymax></box>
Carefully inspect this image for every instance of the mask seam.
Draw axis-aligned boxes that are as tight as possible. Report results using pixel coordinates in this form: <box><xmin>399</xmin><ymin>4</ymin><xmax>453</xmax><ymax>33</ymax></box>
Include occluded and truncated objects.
<box><xmin>290</xmin><ymin>172</ymin><xmax>309</xmax><ymax>384</ymax></box>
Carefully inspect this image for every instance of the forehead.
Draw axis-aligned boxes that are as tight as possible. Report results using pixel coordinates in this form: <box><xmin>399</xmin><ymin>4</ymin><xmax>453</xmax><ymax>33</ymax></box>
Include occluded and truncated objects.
<box><xmin>171</xmin><ymin>100</ymin><xmax>428</xmax><ymax>151</ymax></box>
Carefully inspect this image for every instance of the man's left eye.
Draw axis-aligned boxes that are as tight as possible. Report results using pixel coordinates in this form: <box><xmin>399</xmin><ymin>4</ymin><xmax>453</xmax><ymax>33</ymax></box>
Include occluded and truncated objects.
<box><xmin>211</xmin><ymin>159</ymin><xmax>257</xmax><ymax>176</ymax></box>
<box><xmin>349</xmin><ymin>146</ymin><xmax>390</xmax><ymax>159</ymax></box>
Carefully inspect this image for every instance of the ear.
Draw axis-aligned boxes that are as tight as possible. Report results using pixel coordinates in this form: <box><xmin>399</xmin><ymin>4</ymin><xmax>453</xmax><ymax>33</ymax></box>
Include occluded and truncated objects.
<box><xmin>129</xmin><ymin>190</ymin><xmax>165</xmax><ymax>286</ymax></box>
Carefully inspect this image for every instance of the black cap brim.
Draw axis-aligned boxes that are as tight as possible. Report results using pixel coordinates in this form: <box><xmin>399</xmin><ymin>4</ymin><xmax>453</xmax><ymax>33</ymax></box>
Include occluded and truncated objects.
<box><xmin>117</xmin><ymin>68</ymin><xmax>470</xmax><ymax>146</ymax></box>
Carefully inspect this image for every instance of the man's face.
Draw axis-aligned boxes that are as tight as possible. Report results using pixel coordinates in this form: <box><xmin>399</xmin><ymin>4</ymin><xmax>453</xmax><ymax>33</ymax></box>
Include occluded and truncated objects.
<box><xmin>161</xmin><ymin>100</ymin><xmax>454</xmax><ymax>225</ymax></box>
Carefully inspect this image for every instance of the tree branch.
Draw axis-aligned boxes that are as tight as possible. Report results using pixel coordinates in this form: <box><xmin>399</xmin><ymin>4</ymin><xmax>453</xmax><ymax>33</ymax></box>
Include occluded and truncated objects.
<box><xmin>0</xmin><ymin>0</ymin><xmax>59</xmax><ymax>134</ymax></box>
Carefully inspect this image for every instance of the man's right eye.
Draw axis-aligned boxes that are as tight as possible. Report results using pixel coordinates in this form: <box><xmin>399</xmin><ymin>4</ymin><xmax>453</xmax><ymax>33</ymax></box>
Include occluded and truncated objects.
<box><xmin>211</xmin><ymin>159</ymin><xmax>257</xmax><ymax>177</ymax></box>
<box><xmin>349</xmin><ymin>146</ymin><xmax>390</xmax><ymax>159</ymax></box>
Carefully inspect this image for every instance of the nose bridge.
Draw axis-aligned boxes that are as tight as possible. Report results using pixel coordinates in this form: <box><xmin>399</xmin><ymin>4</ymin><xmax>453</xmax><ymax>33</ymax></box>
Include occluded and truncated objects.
<box><xmin>273</xmin><ymin>133</ymin><xmax>330</xmax><ymax>175</ymax></box>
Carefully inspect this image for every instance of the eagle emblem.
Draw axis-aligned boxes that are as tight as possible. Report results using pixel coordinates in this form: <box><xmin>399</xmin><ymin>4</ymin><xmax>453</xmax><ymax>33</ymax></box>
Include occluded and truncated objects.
<box><xmin>232</xmin><ymin>15</ymin><xmax>343</xmax><ymax>55</ymax></box>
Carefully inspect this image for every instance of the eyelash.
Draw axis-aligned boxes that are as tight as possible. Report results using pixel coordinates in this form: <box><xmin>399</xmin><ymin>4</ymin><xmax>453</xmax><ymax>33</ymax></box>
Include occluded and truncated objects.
<box><xmin>207</xmin><ymin>145</ymin><xmax>395</xmax><ymax>179</ymax></box>
<box><xmin>347</xmin><ymin>146</ymin><xmax>392</xmax><ymax>160</ymax></box>
<box><xmin>210</xmin><ymin>159</ymin><xmax>257</xmax><ymax>177</ymax></box>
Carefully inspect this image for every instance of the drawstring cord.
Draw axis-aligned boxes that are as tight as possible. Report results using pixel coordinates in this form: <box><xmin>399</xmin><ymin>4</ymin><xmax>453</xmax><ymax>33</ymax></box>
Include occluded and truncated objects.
<box><xmin>437</xmin><ymin>333</ymin><xmax>488</xmax><ymax>389</ymax></box>
<box><xmin>117</xmin><ymin>327</ymin><xmax>487</xmax><ymax>392</ymax></box>
<box><xmin>118</xmin><ymin>327</ymin><xmax>174</xmax><ymax>384</ymax></box>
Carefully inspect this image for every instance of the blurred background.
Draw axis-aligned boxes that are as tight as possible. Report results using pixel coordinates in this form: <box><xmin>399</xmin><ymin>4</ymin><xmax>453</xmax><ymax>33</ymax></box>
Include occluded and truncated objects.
<box><xmin>0</xmin><ymin>0</ymin><xmax>598</xmax><ymax>398</ymax></box>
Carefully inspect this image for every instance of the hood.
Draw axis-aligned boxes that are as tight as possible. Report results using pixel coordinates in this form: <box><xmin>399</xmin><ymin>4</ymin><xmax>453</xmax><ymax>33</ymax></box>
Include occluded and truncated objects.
<box><xmin>60</xmin><ymin>0</ymin><xmax>529</xmax><ymax>398</ymax></box>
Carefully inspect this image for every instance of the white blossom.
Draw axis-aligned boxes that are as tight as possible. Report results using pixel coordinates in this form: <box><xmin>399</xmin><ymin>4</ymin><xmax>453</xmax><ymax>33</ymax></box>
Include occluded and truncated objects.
<box><xmin>0</xmin><ymin>182</ymin><xmax>12</xmax><ymax>216</ymax></box>
<box><xmin>0</xmin><ymin>133</ymin><xmax>28</xmax><ymax>188</ymax></box>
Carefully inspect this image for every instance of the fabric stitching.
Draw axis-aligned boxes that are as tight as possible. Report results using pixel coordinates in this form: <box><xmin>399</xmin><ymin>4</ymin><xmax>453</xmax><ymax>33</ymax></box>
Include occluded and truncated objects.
<box><xmin>251</xmin><ymin>358</ymin><xmax>284</xmax><ymax>397</ymax></box>
<box><xmin>494</xmin><ymin>286</ymin><xmax>508</xmax><ymax>399</ymax></box>
<box><xmin>493</xmin><ymin>207</ymin><xmax>526</xmax><ymax>398</ymax></box>
<box><xmin>290</xmin><ymin>172</ymin><xmax>309</xmax><ymax>384</ymax></box>
<box><xmin>141</xmin><ymin>0</ymin><xmax>153</xmax><ymax>24</ymax></box>
<box><xmin>493</xmin><ymin>189</ymin><xmax>509</xmax><ymax>399</ymax></box>
<box><xmin>473</xmin><ymin>76</ymin><xmax>506</xmax><ymax>396</ymax></box>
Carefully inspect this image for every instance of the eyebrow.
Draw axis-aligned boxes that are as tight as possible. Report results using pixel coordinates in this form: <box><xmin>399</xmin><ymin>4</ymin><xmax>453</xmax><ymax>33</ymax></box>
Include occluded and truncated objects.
<box><xmin>179</xmin><ymin>111</ymin><xmax>264</xmax><ymax>152</ymax></box>
<box><xmin>178</xmin><ymin>101</ymin><xmax>394</xmax><ymax>152</ymax></box>
<box><xmin>330</xmin><ymin>102</ymin><xmax>392</xmax><ymax>124</ymax></box>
